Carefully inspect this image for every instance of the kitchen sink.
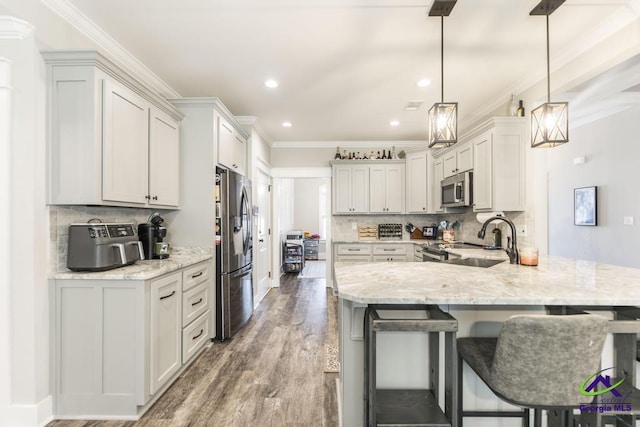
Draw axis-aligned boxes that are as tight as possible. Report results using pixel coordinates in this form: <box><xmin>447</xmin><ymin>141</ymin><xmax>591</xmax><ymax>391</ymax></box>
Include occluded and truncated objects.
<box><xmin>445</xmin><ymin>257</ymin><xmax>505</xmax><ymax>268</ymax></box>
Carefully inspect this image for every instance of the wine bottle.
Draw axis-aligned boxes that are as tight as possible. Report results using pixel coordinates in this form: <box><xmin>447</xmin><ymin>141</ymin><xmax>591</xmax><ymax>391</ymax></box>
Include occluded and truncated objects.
<box><xmin>342</xmin><ymin>149</ymin><xmax>347</xmax><ymax>160</ymax></box>
<box><xmin>376</xmin><ymin>151</ymin><xmax>381</xmax><ymax>159</ymax></box>
<box><xmin>510</xmin><ymin>94</ymin><xmax>517</xmax><ymax>117</ymax></box>
<box><xmin>391</xmin><ymin>146</ymin><xmax>396</xmax><ymax>159</ymax></box>
<box><xmin>334</xmin><ymin>146</ymin><xmax>341</xmax><ymax>160</ymax></box>
<box><xmin>381</xmin><ymin>150</ymin><xmax>387</xmax><ymax>160</ymax></box>
<box><xmin>370</xmin><ymin>151</ymin><xmax>375</xmax><ymax>160</ymax></box>
<box><xmin>517</xmin><ymin>100</ymin><xmax>525</xmax><ymax>117</ymax></box>
<box><xmin>356</xmin><ymin>151</ymin><xmax>361</xmax><ymax>159</ymax></box>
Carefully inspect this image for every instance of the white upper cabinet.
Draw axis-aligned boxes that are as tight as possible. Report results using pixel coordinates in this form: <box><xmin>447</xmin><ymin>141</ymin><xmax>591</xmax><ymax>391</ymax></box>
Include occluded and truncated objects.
<box><xmin>333</xmin><ymin>164</ymin><xmax>369</xmax><ymax>214</ymax></box>
<box><xmin>44</xmin><ymin>51</ymin><xmax>183</xmax><ymax>208</ymax></box>
<box><xmin>216</xmin><ymin>110</ymin><xmax>247</xmax><ymax>175</ymax></box>
<box><xmin>405</xmin><ymin>150</ymin><xmax>428</xmax><ymax>213</ymax></box>
<box><xmin>430</xmin><ymin>157</ymin><xmax>445</xmax><ymax>213</ymax></box>
<box><xmin>149</xmin><ymin>107</ymin><xmax>180</xmax><ymax>206</ymax></box>
<box><xmin>442</xmin><ymin>142</ymin><xmax>473</xmax><ymax>178</ymax></box>
<box><xmin>369</xmin><ymin>163</ymin><xmax>405</xmax><ymax>213</ymax></box>
<box><xmin>472</xmin><ymin>118</ymin><xmax>528</xmax><ymax>212</ymax></box>
<box><xmin>102</xmin><ymin>79</ymin><xmax>150</xmax><ymax>204</ymax></box>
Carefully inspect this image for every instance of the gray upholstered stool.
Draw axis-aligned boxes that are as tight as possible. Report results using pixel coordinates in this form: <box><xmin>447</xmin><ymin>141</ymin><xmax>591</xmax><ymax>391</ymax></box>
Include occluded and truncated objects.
<box><xmin>457</xmin><ymin>314</ymin><xmax>609</xmax><ymax>427</ymax></box>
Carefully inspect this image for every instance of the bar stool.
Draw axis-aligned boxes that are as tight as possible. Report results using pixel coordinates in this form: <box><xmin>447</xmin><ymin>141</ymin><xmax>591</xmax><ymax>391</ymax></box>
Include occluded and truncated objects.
<box><xmin>364</xmin><ymin>304</ymin><xmax>458</xmax><ymax>426</ymax></box>
<box><xmin>457</xmin><ymin>314</ymin><xmax>608</xmax><ymax>427</ymax></box>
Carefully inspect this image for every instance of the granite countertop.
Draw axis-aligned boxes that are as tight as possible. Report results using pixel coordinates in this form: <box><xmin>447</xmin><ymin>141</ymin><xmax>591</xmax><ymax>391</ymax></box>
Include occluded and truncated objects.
<box><xmin>334</xmin><ymin>239</ymin><xmax>422</xmax><ymax>244</ymax></box>
<box><xmin>50</xmin><ymin>246</ymin><xmax>213</xmax><ymax>281</ymax></box>
<box><xmin>334</xmin><ymin>255</ymin><xmax>640</xmax><ymax>306</ymax></box>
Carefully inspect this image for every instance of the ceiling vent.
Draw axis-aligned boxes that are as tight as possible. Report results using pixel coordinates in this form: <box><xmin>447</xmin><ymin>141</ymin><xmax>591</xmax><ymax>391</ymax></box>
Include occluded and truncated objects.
<box><xmin>405</xmin><ymin>101</ymin><xmax>424</xmax><ymax>111</ymax></box>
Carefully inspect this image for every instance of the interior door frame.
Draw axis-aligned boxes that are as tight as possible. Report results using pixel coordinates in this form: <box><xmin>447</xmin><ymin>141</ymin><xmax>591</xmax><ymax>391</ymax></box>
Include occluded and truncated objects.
<box><xmin>271</xmin><ymin>167</ymin><xmax>332</xmax><ymax>288</ymax></box>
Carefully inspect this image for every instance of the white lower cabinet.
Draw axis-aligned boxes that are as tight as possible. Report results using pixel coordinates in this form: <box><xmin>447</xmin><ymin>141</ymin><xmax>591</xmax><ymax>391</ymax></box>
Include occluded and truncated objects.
<box><xmin>334</xmin><ymin>243</ymin><xmax>413</xmax><ymax>264</ymax></box>
<box><xmin>51</xmin><ymin>261</ymin><xmax>212</xmax><ymax>418</ymax></box>
<box><xmin>150</xmin><ymin>272</ymin><xmax>182</xmax><ymax>395</ymax></box>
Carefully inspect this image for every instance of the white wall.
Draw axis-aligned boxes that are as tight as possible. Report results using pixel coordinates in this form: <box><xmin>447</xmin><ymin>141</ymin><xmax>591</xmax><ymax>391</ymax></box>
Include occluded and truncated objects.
<box><xmin>547</xmin><ymin>103</ymin><xmax>640</xmax><ymax>268</ymax></box>
<box><xmin>293</xmin><ymin>178</ymin><xmax>328</xmax><ymax>237</ymax></box>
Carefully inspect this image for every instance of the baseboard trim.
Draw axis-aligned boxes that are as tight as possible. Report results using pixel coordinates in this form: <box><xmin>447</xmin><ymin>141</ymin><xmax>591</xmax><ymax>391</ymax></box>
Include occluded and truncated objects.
<box><xmin>6</xmin><ymin>395</ymin><xmax>53</xmax><ymax>427</ymax></box>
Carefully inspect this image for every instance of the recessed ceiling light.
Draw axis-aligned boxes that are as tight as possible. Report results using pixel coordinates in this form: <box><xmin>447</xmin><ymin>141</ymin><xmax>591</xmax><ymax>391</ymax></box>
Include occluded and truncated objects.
<box><xmin>282</xmin><ymin>121</ymin><xmax>292</xmax><ymax>127</ymax></box>
<box><xmin>265</xmin><ymin>79</ymin><xmax>279</xmax><ymax>88</ymax></box>
<box><xmin>390</xmin><ymin>120</ymin><xmax>400</xmax><ymax>127</ymax></box>
<box><xmin>416</xmin><ymin>79</ymin><xmax>431</xmax><ymax>88</ymax></box>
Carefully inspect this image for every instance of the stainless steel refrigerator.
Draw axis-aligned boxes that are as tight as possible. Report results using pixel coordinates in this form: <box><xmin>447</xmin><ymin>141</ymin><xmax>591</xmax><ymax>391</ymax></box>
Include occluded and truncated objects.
<box><xmin>215</xmin><ymin>167</ymin><xmax>253</xmax><ymax>340</ymax></box>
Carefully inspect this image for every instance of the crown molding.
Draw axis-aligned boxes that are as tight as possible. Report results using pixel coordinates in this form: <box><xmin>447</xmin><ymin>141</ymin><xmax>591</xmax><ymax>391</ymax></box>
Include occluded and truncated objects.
<box><xmin>41</xmin><ymin>0</ymin><xmax>180</xmax><ymax>99</ymax></box>
<box><xmin>0</xmin><ymin>16</ymin><xmax>34</xmax><ymax>39</ymax></box>
<box><xmin>236</xmin><ymin>116</ymin><xmax>274</xmax><ymax>147</ymax></box>
<box><xmin>271</xmin><ymin>140</ymin><xmax>428</xmax><ymax>150</ymax></box>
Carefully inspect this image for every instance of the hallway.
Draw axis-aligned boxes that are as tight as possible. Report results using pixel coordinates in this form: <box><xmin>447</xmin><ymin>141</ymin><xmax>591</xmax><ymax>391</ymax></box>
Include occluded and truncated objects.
<box><xmin>48</xmin><ymin>275</ymin><xmax>339</xmax><ymax>426</ymax></box>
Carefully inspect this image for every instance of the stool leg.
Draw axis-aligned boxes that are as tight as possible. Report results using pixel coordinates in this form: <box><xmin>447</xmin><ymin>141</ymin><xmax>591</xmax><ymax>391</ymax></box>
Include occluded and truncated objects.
<box><xmin>457</xmin><ymin>355</ymin><xmax>463</xmax><ymax>426</ymax></box>
<box><xmin>523</xmin><ymin>408</ymin><xmax>530</xmax><ymax>427</ymax></box>
<box><xmin>533</xmin><ymin>409</ymin><xmax>543</xmax><ymax>427</ymax></box>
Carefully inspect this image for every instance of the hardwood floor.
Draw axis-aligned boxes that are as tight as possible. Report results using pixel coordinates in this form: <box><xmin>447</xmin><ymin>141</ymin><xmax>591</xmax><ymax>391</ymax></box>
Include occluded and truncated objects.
<box><xmin>48</xmin><ymin>275</ymin><xmax>339</xmax><ymax>427</ymax></box>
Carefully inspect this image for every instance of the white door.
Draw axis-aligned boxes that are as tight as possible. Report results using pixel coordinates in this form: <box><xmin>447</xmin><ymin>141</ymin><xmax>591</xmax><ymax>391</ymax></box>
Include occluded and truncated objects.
<box><xmin>255</xmin><ymin>168</ymin><xmax>271</xmax><ymax>304</ymax></box>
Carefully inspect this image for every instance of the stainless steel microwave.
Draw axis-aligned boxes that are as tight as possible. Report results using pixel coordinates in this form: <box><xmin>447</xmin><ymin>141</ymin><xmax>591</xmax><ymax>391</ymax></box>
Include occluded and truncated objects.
<box><xmin>441</xmin><ymin>171</ymin><xmax>472</xmax><ymax>208</ymax></box>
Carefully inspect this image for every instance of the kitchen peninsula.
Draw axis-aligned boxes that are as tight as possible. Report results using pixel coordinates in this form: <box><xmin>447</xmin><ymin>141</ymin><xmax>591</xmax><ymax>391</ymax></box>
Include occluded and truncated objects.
<box><xmin>334</xmin><ymin>255</ymin><xmax>640</xmax><ymax>426</ymax></box>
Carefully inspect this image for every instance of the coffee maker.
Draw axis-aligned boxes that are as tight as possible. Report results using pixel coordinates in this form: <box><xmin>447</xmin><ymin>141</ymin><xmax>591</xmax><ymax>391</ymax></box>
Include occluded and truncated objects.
<box><xmin>138</xmin><ymin>213</ymin><xmax>170</xmax><ymax>259</ymax></box>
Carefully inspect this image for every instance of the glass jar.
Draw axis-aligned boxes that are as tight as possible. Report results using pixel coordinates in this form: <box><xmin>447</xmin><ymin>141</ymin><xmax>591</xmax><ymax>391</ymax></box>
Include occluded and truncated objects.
<box><xmin>520</xmin><ymin>247</ymin><xmax>538</xmax><ymax>266</ymax></box>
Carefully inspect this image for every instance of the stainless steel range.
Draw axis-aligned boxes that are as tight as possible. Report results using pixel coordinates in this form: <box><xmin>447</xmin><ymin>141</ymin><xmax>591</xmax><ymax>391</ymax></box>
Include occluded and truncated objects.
<box><xmin>422</xmin><ymin>244</ymin><xmax>449</xmax><ymax>262</ymax></box>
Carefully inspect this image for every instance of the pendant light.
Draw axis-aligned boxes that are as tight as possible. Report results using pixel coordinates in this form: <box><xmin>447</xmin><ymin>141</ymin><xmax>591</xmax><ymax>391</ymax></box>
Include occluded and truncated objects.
<box><xmin>530</xmin><ymin>0</ymin><xmax>569</xmax><ymax>148</ymax></box>
<box><xmin>428</xmin><ymin>0</ymin><xmax>458</xmax><ymax>149</ymax></box>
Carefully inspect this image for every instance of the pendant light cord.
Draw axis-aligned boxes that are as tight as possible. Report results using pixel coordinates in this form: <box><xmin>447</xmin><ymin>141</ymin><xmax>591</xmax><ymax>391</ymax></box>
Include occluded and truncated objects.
<box><xmin>441</xmin><ymin>15</ymin><xmax>444</xmax><ymax>103</ymax></box>
<box><xmin>546</xmin><ymin>14</ymin><xmax>550</xmax><ymax>103</ymax></box>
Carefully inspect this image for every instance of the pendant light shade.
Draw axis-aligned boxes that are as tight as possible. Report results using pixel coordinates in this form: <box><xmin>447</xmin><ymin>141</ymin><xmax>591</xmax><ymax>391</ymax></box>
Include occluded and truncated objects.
<box><xmin>428</xmin><ymin>102</ymin><xmax>458</xmax><ymax>147</ymax></box>
<box><xmin>428</xmin><ymin>1</ymin><xmax>458</xmax><ymax>149</ymax></box>
<box><xmin>530</xmin><ymin>1</ymin><xmax>569</xmax><ymax>147</ymax></box>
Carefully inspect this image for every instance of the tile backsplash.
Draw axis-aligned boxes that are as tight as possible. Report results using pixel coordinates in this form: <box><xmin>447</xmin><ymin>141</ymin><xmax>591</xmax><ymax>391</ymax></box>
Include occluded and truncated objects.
<box><xmin>332</xmin><ymin>210</ymin><xmax>534</xmax><ymax>248</ymax></box>
<box><xmin>49</xmin><ymin>205</ymin><xmax>166</xmax><ymax>272</ymax></box>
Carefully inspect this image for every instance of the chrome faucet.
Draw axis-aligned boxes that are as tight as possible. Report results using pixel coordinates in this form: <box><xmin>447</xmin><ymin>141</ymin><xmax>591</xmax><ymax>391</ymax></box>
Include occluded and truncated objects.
<box><xmin>477</xmin><ymin>215</ymin><xmax>519</xmax><ymax>264</ymax></box>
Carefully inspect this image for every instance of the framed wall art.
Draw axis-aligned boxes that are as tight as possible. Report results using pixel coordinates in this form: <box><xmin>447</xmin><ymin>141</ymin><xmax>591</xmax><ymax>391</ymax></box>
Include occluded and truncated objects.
<box><xmin>574</xmin><ymin>186</ymin><xmax>597</xmax><ymax>226</ymax></box>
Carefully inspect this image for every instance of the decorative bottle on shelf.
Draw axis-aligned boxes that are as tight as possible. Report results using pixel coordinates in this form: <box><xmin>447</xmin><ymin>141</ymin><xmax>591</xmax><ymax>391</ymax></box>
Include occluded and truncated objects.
<box><xmin>376</xmin><ymin>151</ymin><xmax>381</xmax><ymax>159</ymax></box>
<box><xmin>381</xmin><ymin>150</ymin><xmax>387</xmax><ymax>159</ymax></box>
<box><xmin>356</xmin><ymin>151</ymin><xmax>361</xmax><ymax>159</ymax></box>
<box><xmin>517</xmin><ymin>100</ymin><xmax>525</xmax><ymax>117</ymax></box>
<box><xmin>370</xmin><ymin>150</ymin><xmax>375</xmax><ymax>160</ymax></box>
<box><xmin>510</xmin><ymin>94</ymin><xmax>517</xmax><ymax>117</ymax></box>
<box><xmin>391</xmin><ymin>146</ymin><xmax>396</xmax><ymax>159</ymax></box>
<box><xmin>342</xmin><ymin>149</ymin><xmax>347</xmax><ymax>159</ymax></box>
<box><xmin>334</xmin><ymin>146</ymin><xmax>341</xmax><ymax>160</ymax></box>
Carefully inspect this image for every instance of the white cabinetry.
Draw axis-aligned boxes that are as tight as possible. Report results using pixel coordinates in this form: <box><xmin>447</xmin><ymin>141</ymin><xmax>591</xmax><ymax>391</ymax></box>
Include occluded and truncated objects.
<box><xmin>332</xmin><ymin>164</ymin><xmax>369</xmax><ymax>214</ymax></box>
<box><xmin>472</xmin><ymin>118</ymin><xmax>528</xmax><ymax>212</ymax></box>
<box><xmin>430</xmin><ymin>157</ymin><xmax>445</xmax><ymax>213</ymax></box>
<box><xmin>51</xmin><ymin>261</ymin><xmax>212</xmax><ymax>418</ymax></box>
<box><xmin>442</xmin><ymin>142</ymin><xmax>473</xmax><ymax>178</ymax></box>
<box><xmin>150</xmin><ymin>272</ymin><xmax>182</xmax><ymax>395</ymax></box>
<box><xmin>369</xmin><ymin>162</ymin><xmax>405</xmax><ymax>213</ymax></box>
<box><xmin>372</xmin><ymin>244</ymin><xmax>408</xmax><ymax>262</ymax></box>
<box><xmin>334</xmin><ymin>243</ymin><xmax>372</xmax><ymax>262</ymax></box>
<box><xmin>216</xmin><ymin>110</ymin><xmax>247</xmax><ymax>175</ymax></box>
<box><xmin>44</xmin><ymin>51</ymin><xmax>182</xmax><ymax>208</ymax></box>
<box><xmin>406</xmin><ymin>150</ymin><xmax>428</xmax><ymax>213</ymax></box>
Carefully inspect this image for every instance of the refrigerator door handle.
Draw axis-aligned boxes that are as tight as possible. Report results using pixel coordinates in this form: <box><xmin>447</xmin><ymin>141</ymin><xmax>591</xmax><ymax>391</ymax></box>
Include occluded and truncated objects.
<box><xmin>241</xmin><ymin>185</ymin><xmax>252</xmax><ymax>254</ymax></box>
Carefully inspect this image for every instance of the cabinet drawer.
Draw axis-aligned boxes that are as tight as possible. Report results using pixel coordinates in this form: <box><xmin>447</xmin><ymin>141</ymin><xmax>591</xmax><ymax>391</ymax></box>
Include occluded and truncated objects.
<box><xmin>372</xmin><ymin>255</ymin><xmax>407</xmax><ymax>262</ymax></box>
<box><xmin>182</xmin><ymin>282</ymin><xmax>209</xmax><ymax>327</ymax></box>
<box><xmin>336</xmin><ymin>255</ymin><xmax>372</xmax><ymax>262</ymax></box>
<box><xmin>372</xmin><ymin>244</ymin><xmax>407</xmax><ymax>255</ymax></box>
<box><xmin>182</xmin><ymin>261</ymin><xmax>210</xmax><ymax>292</ymax></box>
<box><xmin>182</xmin><ymin>310</ymin><xmax>209</xmax><ymax>364</ymax></box>
<box><xmin>336</xmin><ymin>244</ymin><xmax>372</xmax><ymax>255</ymax></box>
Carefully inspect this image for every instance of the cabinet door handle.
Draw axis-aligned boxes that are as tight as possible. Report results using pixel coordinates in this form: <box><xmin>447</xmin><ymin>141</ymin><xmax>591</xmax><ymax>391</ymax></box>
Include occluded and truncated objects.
<box><xmin>192</xmin><ymin>329</ymin><xmax>204</xmax><ymax>340</ymax></box>
<box><xmin>347</xmin><ymin>249</ymin><xmax>359</xmax><ymax>252</ymax></box>
<box><xmin>191</xmin><ymin>298</ymin><xmax>203</xmax><ymax>307</ymax></box>
<box><xmin>145</xmin><ymin>195</ymin><xmax>151</xmax><ymax>200</ymax></box>
<box><xmin>160</xmin><ymin>290</ymin><xmax>176</xmax><ymax>300</ymax></box>
<box><xmin>191</xmin><ymin>271</ymin><xmax>203</xmax><ymax>279</ymax></box>
<box><xmin>383</xmin><ymin>249</ymin><xmax>394</xmax><ymax>252</ymax></box>
<box><xmin>152</xmin><ymin>196</ymin><xmax>158</xmax><ymax>201</ymax></box>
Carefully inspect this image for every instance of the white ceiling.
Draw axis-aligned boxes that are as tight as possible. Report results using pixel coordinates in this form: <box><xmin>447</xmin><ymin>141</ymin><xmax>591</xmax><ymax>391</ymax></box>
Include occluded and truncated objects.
<box><xmin>60</xmin><ymin>0</ymin><xmax>640</xmax><ymax>143</ymax></box>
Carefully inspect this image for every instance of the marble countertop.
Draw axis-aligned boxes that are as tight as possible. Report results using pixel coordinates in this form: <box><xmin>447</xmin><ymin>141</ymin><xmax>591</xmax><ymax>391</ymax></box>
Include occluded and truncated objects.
<box><xmin>335</xmin><ymin>255</ymin><xmax>640</xmax><ymax>306</ymax></box>
<box><xmin>334</xmin><ymin>239</ymin><xmax>424</xmax><ymax>244</ymax></box>
<box><xmin>50</xmin><ymin>247</ymin><xmax>213</xmax><ymax>281</ymax></box>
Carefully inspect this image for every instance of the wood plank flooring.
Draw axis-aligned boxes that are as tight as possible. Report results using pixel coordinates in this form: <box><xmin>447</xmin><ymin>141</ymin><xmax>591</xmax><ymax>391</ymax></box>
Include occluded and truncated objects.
<box><xmin>48</xmin><ymin>274</ymin><xmax>339</xmax><ymax>427</ymax></box>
